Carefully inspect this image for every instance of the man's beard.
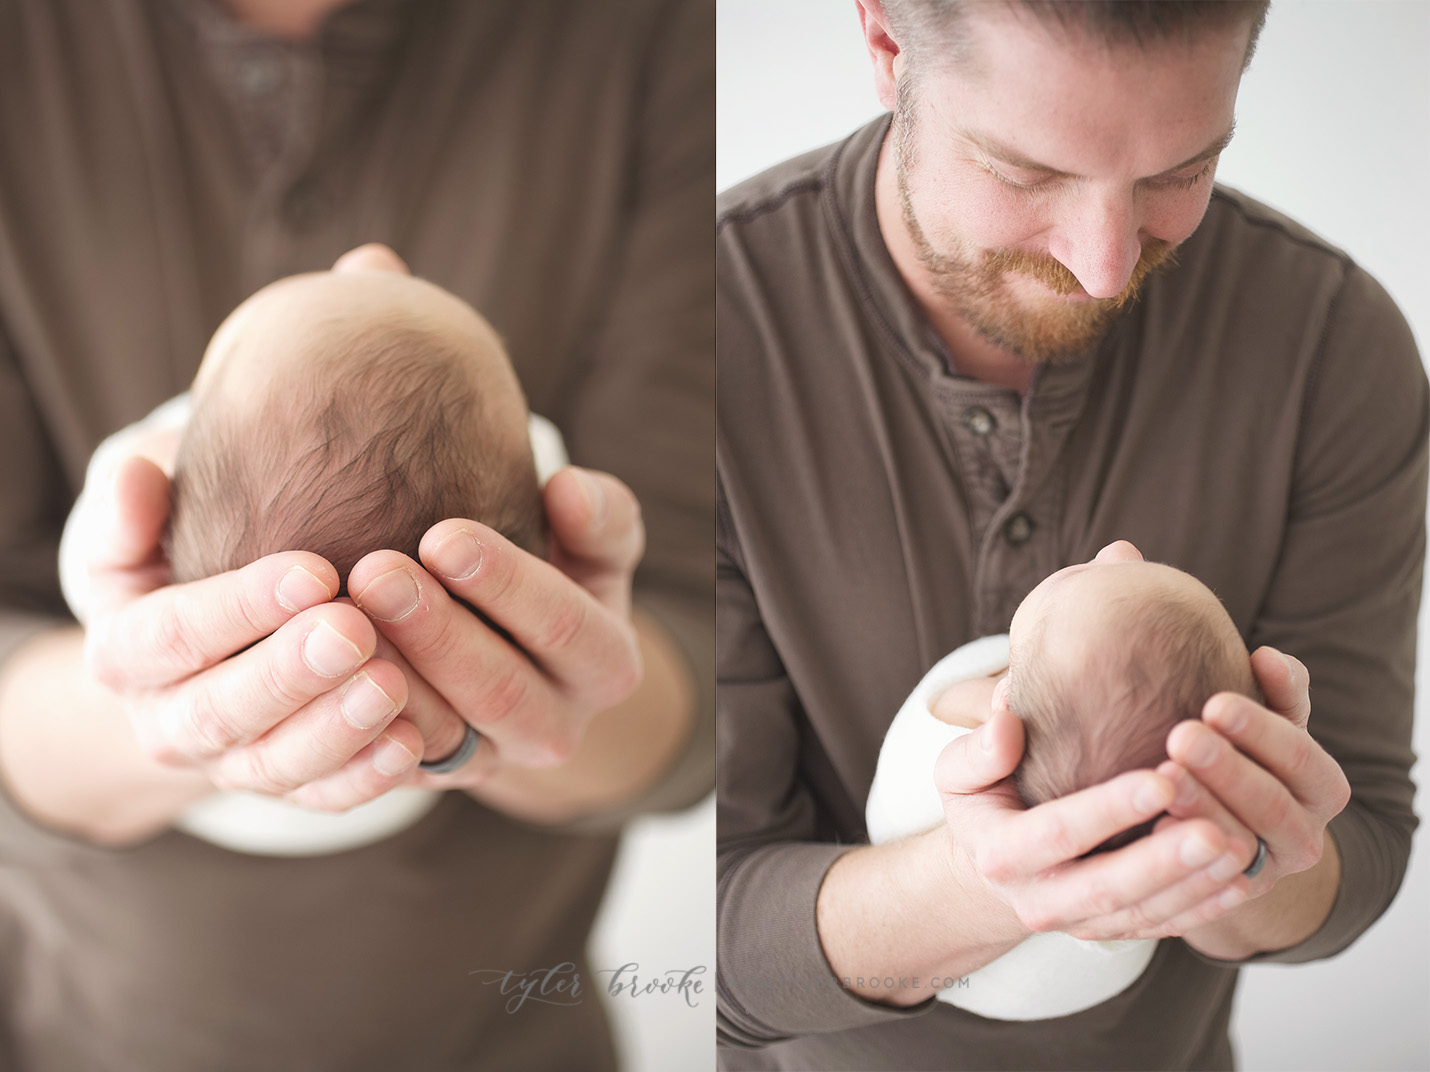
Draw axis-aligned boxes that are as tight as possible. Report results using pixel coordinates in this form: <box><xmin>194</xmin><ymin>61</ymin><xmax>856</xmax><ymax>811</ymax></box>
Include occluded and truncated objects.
<box><xmin>893</xmin><ymin>111</ymin><xmax>1177</xmax><ymax>364</ymax></box>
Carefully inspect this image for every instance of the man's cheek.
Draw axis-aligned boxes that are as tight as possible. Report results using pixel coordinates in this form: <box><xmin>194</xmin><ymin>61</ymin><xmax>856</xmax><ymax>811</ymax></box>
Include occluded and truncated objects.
<box><xmin>956</xmin><ymin>188</ymin><xmax>1056</xmax><ymax>256</ymax></box>
<box><xmin>1143</xmin><ymin>186</ymin><xmax>1218</xmax><ymax>248</ymax></box>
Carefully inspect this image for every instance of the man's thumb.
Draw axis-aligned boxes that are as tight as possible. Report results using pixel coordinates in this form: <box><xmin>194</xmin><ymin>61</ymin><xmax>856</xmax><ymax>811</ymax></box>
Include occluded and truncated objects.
<box><xmin>934</xmin><ymin>708</ymin><xmax>1024</xmax><ymax>796</ymax></box>
<box><xmin>104</xmin><ymin>455</ymin><xmax>172</xmax><ymax>570</ymax></box>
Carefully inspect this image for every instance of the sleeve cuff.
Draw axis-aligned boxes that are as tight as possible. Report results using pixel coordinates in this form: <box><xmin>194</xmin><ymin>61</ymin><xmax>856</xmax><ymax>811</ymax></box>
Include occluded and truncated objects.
<box><xmin>717</xmin><ymin>841</ymin><xmax>936</xmax><ymax>1045</ymax></box>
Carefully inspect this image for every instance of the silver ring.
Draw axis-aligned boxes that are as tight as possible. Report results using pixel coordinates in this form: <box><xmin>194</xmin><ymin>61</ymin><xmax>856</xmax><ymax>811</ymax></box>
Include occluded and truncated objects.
<box><xmin>1243</xmin><ymin>837</ymin><xmax>1268</xmax><ymax>879</ymax></box>
<box><xmin>418</xmin><ymin>724</ymin><xmax>481</xmax><ymax>774</ymax></box>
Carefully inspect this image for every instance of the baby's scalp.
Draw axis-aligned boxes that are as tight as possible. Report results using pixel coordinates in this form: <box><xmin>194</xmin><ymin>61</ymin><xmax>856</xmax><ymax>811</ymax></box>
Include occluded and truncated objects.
<box><xmin>1007</xmin><ymin>561</ymin><xmax>1257</xmax><ymax>831</ymax></box>
<box><xmin>195</xmin><ymin>271</ymin><xmax>521</xmax><ymax>406</ymax></box>
<box><xmin>169</xmin><ymin>270</ymin><xmax>544</xmax><ymax>588</ymax></box>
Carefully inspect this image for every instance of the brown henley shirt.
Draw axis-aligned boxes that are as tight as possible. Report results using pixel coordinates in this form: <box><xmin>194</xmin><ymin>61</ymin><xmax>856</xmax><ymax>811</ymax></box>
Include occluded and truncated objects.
<box><xmin>0</xmin><ymin>1</ymin><xmax>713</xmax><ymax>1069</ymax></box>
<box><xmin>716</xmin><ymin>116</ymin><xmax>1426</xmax><ymax>1070</ymax></box>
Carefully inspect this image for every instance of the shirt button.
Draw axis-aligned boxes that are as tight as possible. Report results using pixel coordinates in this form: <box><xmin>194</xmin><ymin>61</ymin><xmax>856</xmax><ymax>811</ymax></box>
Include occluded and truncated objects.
<box><xmin>963</xmin><ymin>406</ymin><xmax>996</xmax><ymax>436</ymax></box>
<box><xmin>1003</xmin><ymin>513</ymin><xmax>1034</xmax><ymax>547</ymax></box>
<box><xmin>237</xmin><ymin>55</ymin><xmax>284</xmax><ymax>96</ymax></box>
<box><xmin>283</xmin><ymin>183</ymin><xmax>327</xmax><ymax>231</ymax></box>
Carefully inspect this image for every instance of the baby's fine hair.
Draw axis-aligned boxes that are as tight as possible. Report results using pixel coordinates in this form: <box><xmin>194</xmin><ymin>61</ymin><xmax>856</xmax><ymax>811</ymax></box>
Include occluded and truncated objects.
<box><xmin>1009</xmin><ymin>587</ymin><xmax>1259</xmax><ymax>849</ymax></box>
<box><xmin>169</xmin><ymin>323</ymin><xmax>545</xmax><ymax>588</ymax></box>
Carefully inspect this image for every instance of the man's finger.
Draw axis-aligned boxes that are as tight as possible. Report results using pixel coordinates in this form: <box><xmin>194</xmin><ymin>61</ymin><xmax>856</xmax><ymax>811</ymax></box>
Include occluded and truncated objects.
<box><xmin>366</xmin><ymin>629</ymin><xmax>470</xmax><ymax>763</ymax></box>
<box><xmin>147</xmin><ymin>602</ymin><xmax>377</xmax><ymax>763</ymax></box>
<box><xmin>1002</xmin><ymin>769</ymin><xmax>1175</xmax><ymax>875</ymax></box>
<box><xmin>1093</xmin><ymin>539</ymin><xmax>1144</xmax><ymax>563</ymax></box>
<box><xmin>545</xmin><ymin>467</ymin><xmax>644</xmax><ymax>568</ymax></box>
<box><xmin>80</xmin><ymin>456</ymin><xmax>175</xmax><ymax>614</ymax></box>
<box><xmin>1200</xmin><ymin>692</ymin><xmax>1345</xmax><ymax>812</ymax></box>
<box><xmin>1150</xmin><ymin>884</ymin><xmax>1253</xmax><ymax>940</ymax></box>
<box><xmin>1155</xmin><ymin>759</ymin><xmax>1259</xmax><ymax>861</ymax></box>
<box><xmin>331</xmin><ymin>242</ymin><xmax>411</xmax><ymax>276</ymax></box>
<box><xmin>348</xmin><ymin>549</ymin><xmax>582</xmax><ymax>765</ymax></box>
<box><xmin>104</xmin><ymin>455</ymin><xmax>173</xmax><ymax>572</ymax></box>
<box><xmin>1011</xmin><ymin>815</ymin><xmax>1229</xmax><ymax>934</ymax></box>
<box><xmin>933</xmin><ymin>708</ymin><xmax>1024</xmax><ymax>795</ymax></box>
<box><xmin>361</xmin><ymin>526</ymin><xmax>639</xmax><ymax>704</ymax></box>
<box><xmin>1250</xmin><ymin>646</ymin><xmax>1311</xmax><ymax>729</ymax></box>
<box><xmin>282</xmin><ymin>718</ymin><xmax>431</xmax><ymax>813</ymax></box>
<box><xmin>87</xmin><ymin>551</ymin><xmax>341</xmax><ymax>689</ymax></box>
<box><xmin>1166</xmin><ymin>716</ymin><xmax>1327</xmax><ymax>866</ymax></box>
<box><xmin>1066</xmin><ymin>835</ymin><xmax>1251</xmax><ymax>941</ymax></box>
<box><xmin>543</xmin><ymin>468</ymin><xmax>644</xmax><ymax>610</ymax></box>
<box><xmin>208</xmin><ymin>656</ymin><xmax>410</xmax><ymax>795</ymax></box>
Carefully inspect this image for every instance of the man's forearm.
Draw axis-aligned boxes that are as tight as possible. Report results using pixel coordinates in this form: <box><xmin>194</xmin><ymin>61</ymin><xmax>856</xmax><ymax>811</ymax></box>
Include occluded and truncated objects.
<box><xmin>0</xmin><ymin>627</ymin><xmax>213</xmax><ymax>846</ymax></box>
<box><xmin>816</xmin><ymin>827</ymin><xmax>1030</xmax><ymax>1005</ymax></box>
<box><xmin>464</xmin><ymin>607</ymin><xmax>697</xmax><ymax>824</ymax></box>
<box><xmin>1182</xmin><ymin>829</ymin><xmax>1342</xmax><ymax>960</ymax></box>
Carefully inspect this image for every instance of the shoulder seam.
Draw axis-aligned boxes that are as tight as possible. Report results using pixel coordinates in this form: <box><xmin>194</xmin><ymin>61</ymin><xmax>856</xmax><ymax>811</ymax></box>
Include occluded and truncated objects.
<box><xmin>718</xmin><ymin>176</ymin><xmax>825</xmax><ymax>233</ymax></box>
<box><xmin>1209</xmin><ymin>188</ymin><xmax>1354</xmax><ymax>270</ymax></box>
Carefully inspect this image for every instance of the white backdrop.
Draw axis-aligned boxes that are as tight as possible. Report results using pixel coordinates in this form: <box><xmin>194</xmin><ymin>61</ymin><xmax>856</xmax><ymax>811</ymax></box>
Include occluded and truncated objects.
<box><xmin>717</xmin><ymin>2</ymin><xmax>1430</xmax><ymax>1069</ymax></box>
<box><xmin>589</xmin><ymin>792</ymin><xmax>715</xmax><ymax>1071</ymax></box>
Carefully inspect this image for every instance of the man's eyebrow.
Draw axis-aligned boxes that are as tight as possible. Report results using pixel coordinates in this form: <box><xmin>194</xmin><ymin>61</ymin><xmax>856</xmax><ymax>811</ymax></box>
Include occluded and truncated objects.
<box><xmin>961</xmin><ymin>122</ymin><xmax>1237</xmax><ymax>179</ymax></box>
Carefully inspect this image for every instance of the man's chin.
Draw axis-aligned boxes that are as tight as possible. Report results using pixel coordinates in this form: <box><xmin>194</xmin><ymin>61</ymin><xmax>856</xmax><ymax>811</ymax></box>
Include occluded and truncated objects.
<box><xmin>961</xmin><ymin>304</ymin><xmax>1119</xmax><ymax>365</ymax></box>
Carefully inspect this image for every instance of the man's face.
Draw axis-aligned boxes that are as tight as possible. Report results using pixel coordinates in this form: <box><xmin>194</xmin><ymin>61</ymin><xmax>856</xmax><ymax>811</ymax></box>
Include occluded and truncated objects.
<box><xmin>891</xmin><ymin>8</ymin><xmax>1249</xmax><ymax>362</ymax></box>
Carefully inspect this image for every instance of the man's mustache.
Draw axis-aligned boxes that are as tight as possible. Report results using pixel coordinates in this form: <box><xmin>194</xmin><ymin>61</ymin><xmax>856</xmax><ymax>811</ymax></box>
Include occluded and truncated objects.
<box><xmin>982</xmin><ymin>239</ymin><xmax>1177</xmax><ymax>308</ymax></box>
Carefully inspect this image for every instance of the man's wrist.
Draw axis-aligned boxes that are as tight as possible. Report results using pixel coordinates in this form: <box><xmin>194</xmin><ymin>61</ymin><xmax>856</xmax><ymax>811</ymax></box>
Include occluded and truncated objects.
<box><xmin>937</xmin><ymin>824</ymin><xmax>1033</xmax><ymax>947</ymax></box>
<box><xmin>817</xmin><ymin>827</ymin><xmax>1030</xmax><ymax>1007</ymax></box>
<box><xmin>0</xmin><ymin>626</ymin><xmax>214</xmax><ymax>846</ymax></box>
<box><xmin>1181</xmin><ymin>828</ymin><xmax>1341</xmax><ymax>960</ymax></box>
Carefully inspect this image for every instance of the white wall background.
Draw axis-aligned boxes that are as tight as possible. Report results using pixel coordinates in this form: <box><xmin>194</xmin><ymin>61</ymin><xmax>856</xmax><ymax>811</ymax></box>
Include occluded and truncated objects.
<box><xmin>589</xmin><ymin>793</ymin><xmax>715</xmax><ymax>1072</ymax></box>
<box><xmin>718</xmin><ymin>2</ymin><xmax>1430</xmax><ymax>1070</ymax></box>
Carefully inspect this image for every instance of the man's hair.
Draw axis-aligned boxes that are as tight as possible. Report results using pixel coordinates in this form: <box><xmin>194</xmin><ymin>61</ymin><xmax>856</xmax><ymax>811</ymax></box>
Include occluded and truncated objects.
<box><xmin>883</xmin><ymin>0</ymin><xmax>1272</xmax><ymax>75</ymax></box>
<box><xmin>169</xmin><ymin>323</ymin><xmax>545</xmax><ymax>589</ymax></box>
<box><xmin>1008</xmin><ymin>587</ymin><xmax>1259</xmax><ymax>851</ymax></box>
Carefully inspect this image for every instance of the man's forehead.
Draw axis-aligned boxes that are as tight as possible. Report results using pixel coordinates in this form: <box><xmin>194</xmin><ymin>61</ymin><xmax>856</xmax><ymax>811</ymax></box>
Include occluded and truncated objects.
<box><xmin>923</xmin><ymin>1</ymin><xmax>1258</xmax><ymax>75</ymax></box>
<box><xmin>913</xmin><ymin>6</ymin><xmax>1248</xmax><ymax>178</ymax></box>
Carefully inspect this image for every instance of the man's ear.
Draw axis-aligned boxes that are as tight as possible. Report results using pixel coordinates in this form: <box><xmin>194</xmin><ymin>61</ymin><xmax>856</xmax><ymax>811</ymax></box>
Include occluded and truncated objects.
<box><xmin>855</xmin><ymin>0</ymin><xmax>902</xmax><ymax>112</ymax></box>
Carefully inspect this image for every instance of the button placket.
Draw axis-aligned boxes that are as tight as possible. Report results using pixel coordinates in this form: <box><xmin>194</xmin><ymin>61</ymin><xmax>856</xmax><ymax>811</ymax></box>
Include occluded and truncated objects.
<box><xmin>1003</xmin><ymin>512</ymin><xmax>1034</xmax><ymax>547</ymax></box>
<box><xmin>237</xmin><ymin>54</ymin><xmax>285</xmax><ymax>97</ymax></box>
<box><xmin>962</xmin><ymin>405</ymin><xmax>996</xmax><ymax>437</ymax></box>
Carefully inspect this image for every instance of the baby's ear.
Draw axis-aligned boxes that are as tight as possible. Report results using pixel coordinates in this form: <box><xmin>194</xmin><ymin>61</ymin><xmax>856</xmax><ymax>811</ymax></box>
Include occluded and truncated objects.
<box><xmin>991</xmin><ymin>672</ymin><xmax>1013</xmax><ymax>715</ymax></box>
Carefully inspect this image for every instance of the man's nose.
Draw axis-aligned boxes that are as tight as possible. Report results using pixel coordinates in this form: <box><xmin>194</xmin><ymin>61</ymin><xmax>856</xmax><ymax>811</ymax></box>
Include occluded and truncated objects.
<box><xmin>1048</xmin><ymin>190</ymin><xmax>1143</xmax><ymax>299</ymax></box>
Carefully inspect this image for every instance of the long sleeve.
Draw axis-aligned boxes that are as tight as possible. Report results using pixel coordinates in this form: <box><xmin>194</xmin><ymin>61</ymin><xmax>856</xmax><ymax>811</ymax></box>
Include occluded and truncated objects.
<box><xmin>714</xmin><ymin>128</ymin><xmax>1429</xmax><ymax>1063</ymax></box>
<box><xmin>1203</xmin><ymin>261</ymin><xmax>1427</xmax><ymax>965</ymax></box>
<box><xmin>0</xmin><ymin>326</ymin><xmax>72</xmax><ymax>665</ymax></box>
<box><xmin>559</xmin><ymin>0</ymin><xmax>716</xmax><ymax>826</ymax></box>
<box><xmin>716</xmin><ymin>476</ymin><xmax>934</xmax><ymax>1044</ymax></box>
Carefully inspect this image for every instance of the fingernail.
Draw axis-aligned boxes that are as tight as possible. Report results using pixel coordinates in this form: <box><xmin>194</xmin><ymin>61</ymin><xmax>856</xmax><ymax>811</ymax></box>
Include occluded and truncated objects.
<box><xmin>1280</xmin><ymin>651</ymin><xmax>1297</xmax><ymax>683</ymax></box>
<box><xmin>429</xmin><ymin>530</ymin><xmax>482</xmax><ymax>580</ymax></box>
<box><xmin>1211</xmin><ymin>699</ymin><xmax>1246</xmax><ymax>735</ymax></box>
<box><xmin>1180</xmin><ymin>834</ymin><xmax>1218</xmax><ymax>868</ymax></box>
<box><xmin>575</xmin><ymin>469</ymin><xmax>607</xmax><ymax>528</ymax></box>
<box><xmin>1208</xmin><ymin>852</ymin><xmax>1243</xmax><ymax>883</ymax></box>
<box><xmin>302</xmin><ymin>621</ymin><xmax>364</xmax><ymax>678</ymax></box>
<box><xmin>1185</xmin><ymin>733</ymin><xmax>1218</xmax><ymax>770</ymax></box>
<box><xmin>1173</xmin><ymin>775</ymin><xmax>1199</xmax><ymax>809</ymax></box>
<box><xmin>373</xmin><ymin>733</ymin><xmax>419</xmax><ymax>776</ymax></box>
<box><xmin>277</xmin><ymin>565</ymin><xmax>332</xmax><ymax>612</ymax></box>
<box><xmin>1218</xmin><ymin>887</ymin><xmax>1248</xmax><ymax>910</ymax></box>
<box><xmin>340</xmin><ymin>672</ymin><xmax>397</xmax><ymax>730</ymax></box>
<box><xmin>356</xmin><ymin>568</ymin><xmax>420</xmax><ymax>622</ymax></box>
<box><xmin>1134</xmin><ymin>780</ymin><xmax>1169</xmax><ymax>815</ymax></box>
<box><xmin>980</xmin><ymin>724</ymin><xmax>995</xmax><ymax>753</ymax></box>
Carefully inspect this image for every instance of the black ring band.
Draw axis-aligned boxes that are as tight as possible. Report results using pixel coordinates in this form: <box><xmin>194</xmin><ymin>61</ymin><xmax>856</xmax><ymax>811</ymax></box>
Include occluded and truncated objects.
<box><xmin>1243</xmin><ymin>837</ymin><xmax>1268</xmax><ymax>879</ymax></box>
<box><xmin>418</xmin><ymin>724</ymin><xmax>481</xmax><ymax>774</ymax></box>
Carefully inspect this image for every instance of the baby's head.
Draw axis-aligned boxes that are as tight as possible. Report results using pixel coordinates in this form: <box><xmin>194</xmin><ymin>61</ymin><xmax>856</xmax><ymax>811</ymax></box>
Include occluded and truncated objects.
<box><xmin>169</xmin><ymin>270</ymin><xmax>543</xmax><ymax>588</ymax></box>
<box><xmin>1005</xmin><ymin>560</ymin><xmax>1258</xmax><ymax>847</ymax></box>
